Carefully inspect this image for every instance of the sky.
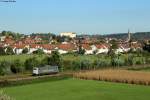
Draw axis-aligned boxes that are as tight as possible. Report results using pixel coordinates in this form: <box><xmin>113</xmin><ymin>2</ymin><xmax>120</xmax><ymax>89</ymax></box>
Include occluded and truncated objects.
<box><xmin>0</xmin><ymin>0</ymin><xmax>150</xmax><ymax>35</ymax></box>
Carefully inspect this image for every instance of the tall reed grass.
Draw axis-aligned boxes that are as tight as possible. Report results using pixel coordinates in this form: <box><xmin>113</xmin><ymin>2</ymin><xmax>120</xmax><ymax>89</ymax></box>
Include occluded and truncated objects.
<box><xmin>74</xmin><ymin>69</ymin><xmax>150</xmax><ymax>85</ymax></box>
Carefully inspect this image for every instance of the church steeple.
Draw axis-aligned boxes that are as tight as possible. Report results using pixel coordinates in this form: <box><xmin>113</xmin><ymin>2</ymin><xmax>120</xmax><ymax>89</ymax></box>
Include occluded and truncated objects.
<box><xmin>128</xmin><ymin>29</ymin><xmax>131</xmax><ymax>42</ymax></box>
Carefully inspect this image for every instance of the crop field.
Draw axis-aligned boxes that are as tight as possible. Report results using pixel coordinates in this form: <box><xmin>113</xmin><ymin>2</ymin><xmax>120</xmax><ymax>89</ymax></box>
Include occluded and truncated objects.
<box><xmin>2</xmin><ymin>78</ymin><xmax>150</xmax><ymax>100</ymax></box>
<box><xmin>74</xmin><ymin>69</ymin><xmax>150</xmax><ymax>85</ymax></box>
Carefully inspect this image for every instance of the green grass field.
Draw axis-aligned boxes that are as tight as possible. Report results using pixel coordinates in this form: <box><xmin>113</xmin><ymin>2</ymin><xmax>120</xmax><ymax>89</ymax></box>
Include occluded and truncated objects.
<box><xmin>0</xmin><ymin>54</ymin><xmax>102</xmax><ymax>62</ymax></box>
<box><xmin>0</xmin><ymin>54</ymin><xmax>46</xmax><ymax>63</ymax></box>
<box><xmin>2</xmin><ymin>78</ymin><xmax>150</xmax><ymax>100</ymax></box>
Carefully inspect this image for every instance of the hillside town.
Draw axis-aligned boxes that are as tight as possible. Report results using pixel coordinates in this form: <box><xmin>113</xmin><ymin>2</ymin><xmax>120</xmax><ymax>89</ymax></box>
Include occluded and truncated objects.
<box><xmin>1</xmin><ymin>0</ymin><xmax>150</xmax><ymax>100</ymax></box>
<box><xmin>0</xmin><ymin>31</ymin><xmax>145</xmax><ymax>55</ymax></box>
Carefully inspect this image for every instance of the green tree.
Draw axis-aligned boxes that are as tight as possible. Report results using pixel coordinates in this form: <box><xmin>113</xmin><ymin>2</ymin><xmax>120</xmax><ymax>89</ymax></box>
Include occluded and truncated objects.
<box><xmin>40</xmin><ymin>57</ymin><xmax>49</xmax><ymax>66</ymax></box>
<box><xmin>24</xmin><ymin>57</ymin><xmax>39</xmax><ymax>70</ymax></box>
<box><xmin>0</xmin><ymin>61</ymin><xmax>11</xmax><ymax>75</ymax></box>
<box><xmin>0</xmin><ymin>47</ymin><xmax>6</xmax><ymax>55</ymax></box>
<box><xmin>78</xmin><ymin>45</ymin><xmax>85</xmax><ymax>55</ymax></box>
<box><xmin>47</xmin><ymin>51</ymin><xmax>62</xmax><ymax>70</ymax></box>
<box><xmin>11</xmin><ymin>59</ymin><xmax>23</xmax><ymax>73</ymax></box>
<box><xmin>48</xmin><ymin>51</ymin><xmax>61</xmax><ymax>66</ymax></box>
<box><xmin>71</xmin><ymin>60</ymin><xmax>81</xmax><ymax>71</ymax></box>
<box><xmin>33</xmin><ymin>49</ymin><xmax>44</xmax><ymax>55</ymax></box>
<box><xmin>125</xmin><ymin>54</ymin><xmax>134</xmax><ymax>66</ymax></box>
<box><xmin>22</xmin><ymin>48</ymin><xmax>29</xmax><ymax>54</ymax></box>
<box><xmin>1</xmin><ymin>31</ymin><xmax>7</xmax><ymax>36</ymax></box>
<box><xmin>5</xmin><ymin>47</ymin><xmax>14</xmax><ymax>55</ymax></box>
<box><xmin>93</xmin><ymin>49</ymin><xmax>98</xmax><ymax>55</ymax></box>
<box><xmin>1</xmin><ymin>30</ymin><xmax>22</xmax><ymax>40</ymax></box>
<box><xmin>143</xmin><ymin>42</ymin><xmax>150</xmax><ymax>52</ymax></box>
<box><xmin>109</xmin><ymin>39</ymin><xmax>118</xmax><ymax>55</ymax></box>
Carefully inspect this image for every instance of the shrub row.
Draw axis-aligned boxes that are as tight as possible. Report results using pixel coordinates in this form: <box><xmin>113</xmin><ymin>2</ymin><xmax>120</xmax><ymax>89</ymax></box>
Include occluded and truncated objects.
<box><xmin>0</xmin><ymin>51</ymin><xmax>61</xmax><ymax>75</ymax></box>
<box><xmin>62</xmin><ymin>55</ymin><xmax>148</xmax><ymax>71</ymax></box>
<box><xmin>0</xmin><ymin>53</ymin><xmax>149</xmax><ymax>75</ymax></box>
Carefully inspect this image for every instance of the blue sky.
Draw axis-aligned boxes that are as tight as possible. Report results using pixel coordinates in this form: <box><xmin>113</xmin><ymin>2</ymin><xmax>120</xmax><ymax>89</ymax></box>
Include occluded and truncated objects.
<box><xmin>0</xmin><ymin>0</ymin><xmax>150</xmax><ymax>34</ymax></box>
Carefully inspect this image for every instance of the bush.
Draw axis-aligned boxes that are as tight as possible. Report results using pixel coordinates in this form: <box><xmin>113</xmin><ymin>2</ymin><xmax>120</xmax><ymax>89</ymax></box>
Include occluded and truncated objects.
<box><xmin>33</xmin><ymin>49</ymin><xmax>44</xmax><ymax>55</ymax></box>
<box><xmin>134</xmin><ymin>57</ymin><xmax>145</xmax><ymax>65</ymax></box>
<box><xmin>145</xmin><ymin>57</ymin><xmax>150</xmax><ymax>64</ymax></box>
<box><xmin>71</xmin><ymin>60</ymin><xmax>81</xmax><ymax>71</ymax></box>
<box><xmin>40</xmin><ymin>57</ymin><xmax>49</xmax><ymax>66</ymax></box>
<box><xmin>0</xmin><ymin>47</ymin><xmax>6</xmax><ymax>55</ymax></box>
<box><xmin>80</xmin><ymin>59</ymin><xmax>92</xmax><ymax>70</ymax></box>
<box><xmin>61</xmin><ymin>59</ymin><xmax>93</xmax><ymax>71</ymax></box>
<box><xmin>62</xmin><ymin>60</ymin><xmax>72</xmax><ymax>70</ymax></box>
<box><xmin>11</xmin><ymin>59</ymin><xmax>24</xmax><ymax>73</ymax></box>
<box><xmin>78</xmin><ymin>45</ymin><xmax>85</xmax><ymax>55</ymax></box>
<box><xmin>93</xmin><ymin>60</ymin><xmax>100</xmax><ymax>69</ymax></box>
<box><xmin>93</xmin><ymin>59</ymin><xmax>111</xmax><ymax>69</ymax></box>
<box><xmin>0</xmin><ymin>61</ymin><xmax>11</xmax><ymax>75</ymax></box>
<box><xmin>124</xmin><ymin>54</ymin><xmax>134</xmax><ymax>66</ymax></box>
<box><xmin>5</xmin><ymin>47</ymin><xmax>14</xmax><ymax>55</ymax></box>
<box><xmin>22</xmin><ymin>48</ymin><xmax>29</xmax><ymax>54</ymax></box>
<box><xmin>24</xmin><ymin>57</ymin><xmax>39</xmax><ymax>70</ymax></box>
<box><xmin>111</xmin><ymin>58</ymin><xmax>117</xmax><ymax>67</ymax></box>
<box><xmin>47</xmin><ymin>51</ymin><xmax>62</xmax><ymax>70</ymax></box>
<box><xmin>115</xmin><ymin>58</ymin><xmax>125</xmax><ymax>66</ymax></box>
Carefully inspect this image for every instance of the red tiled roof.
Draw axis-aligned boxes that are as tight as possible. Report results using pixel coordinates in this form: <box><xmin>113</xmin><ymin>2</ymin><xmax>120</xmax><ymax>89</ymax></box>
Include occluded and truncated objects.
<box><xmin>29</xmin><ymin>44</ymin><xmax>56</xmax><ymax>50</ymax></box>
<box><xmin>131</xmin><ymin>43</ymin><xmax>142</xmax><ymax>49</ymax></box>
<box><xmin>81</xmin><ymin>44</ymin><xmax>92</xmax><ymax>50</ymax></box>
<box><xmin>29</xmin><ymin>44</ymin><xmax>41</xmax><ymax>48</ymax></box>
<box><xmin>95</xmin><ymin>43</ymin><xmax>110</xmax><ymax>49</ymax></box>
<box><xmin>12</xmin><ymin>44</ymin><xmax>26</xmax><ymax>49</ymax></box>
<box><xmin>58</xmin><ymin>44</ymin><xmax>76</xmax><ymax>51</ymax></box>
<box><xmin>22</xmin><ymin>37</ymin><xmax>35</xmax><ymax>44</ymax></box>
<box><xmin>4</xmin><ymin>38</ymin><xmax>15</xmax><ymax>45</ymax></box>
<box><xmin>42</xmin><ymin>44</ymin><xmax>56</xmax><ymax>50</ymax></box>
<box><xmin>119</xmin><ymin>43</ymin><xmax>130</xmax><ymax>49</ymax></box>
<box><xmin>95</xmin><ymin>44</ymin><xmax>105</xmax><ymax>49</ymax></box>
<box><xmin>0</xmin><ymin>44</ymin><xmax>3</xmax><ymax>47</ymax></box>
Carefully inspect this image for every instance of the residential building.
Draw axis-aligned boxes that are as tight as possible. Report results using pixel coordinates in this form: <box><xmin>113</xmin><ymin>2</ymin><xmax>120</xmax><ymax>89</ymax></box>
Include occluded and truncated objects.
<box><xmin>60</xmin><ymin>32</ymin><xmax>76</xmax><ymax>38</ymax></box>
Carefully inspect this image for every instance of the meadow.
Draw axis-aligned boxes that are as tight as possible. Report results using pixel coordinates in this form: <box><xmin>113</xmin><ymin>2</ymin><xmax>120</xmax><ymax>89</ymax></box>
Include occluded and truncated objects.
<box><xmin>0</xmin><ymin>54</ymin><xmax>101</xmax><ymax>62</ymax></box>
<box><xmin>0</xmin><ymin>54</ymin><xmax>46</xmax><ymax>63</ymax></box>
<box><xmin>2</xmin><ymin>78</ymin><xmax>150</xmax><ymax>100</ymax></box>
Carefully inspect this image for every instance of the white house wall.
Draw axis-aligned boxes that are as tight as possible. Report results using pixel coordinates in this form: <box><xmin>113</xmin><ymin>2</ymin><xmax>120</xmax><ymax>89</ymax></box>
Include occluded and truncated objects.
<box><xmin>29</xmin><ymin>48</ymin><xmax>38</xmax><ymax>54</ymax></box>
<box><xmin>15</xmin><ymin>49</ymin><xmax>23</xmax><ymax>55</ymax></box>
<box><xmin>43</xmin><ymin>49</ymin><xmax>52</xmax><ymax>54</ymax></box>
<box><xmin>85</xmin><ymin>50</ymin><xmax>93</xmax><ymax>55</ymax></box>
<box><xmin>58</xmin><ymin>49</ymin><xmax>68</xmax><ymax>54</ymax></box>
<box><xmin>97</xmin><ymin>49</ymin><xmax>109</xmax><ymax>54</ymax></box>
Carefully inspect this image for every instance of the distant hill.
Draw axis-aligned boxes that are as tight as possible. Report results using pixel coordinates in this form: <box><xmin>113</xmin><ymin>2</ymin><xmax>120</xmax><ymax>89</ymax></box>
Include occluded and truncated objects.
<box><xmin>102</xmin><ymin>32</ymin><xmax>150</xmax><ymax>40</ymax></box>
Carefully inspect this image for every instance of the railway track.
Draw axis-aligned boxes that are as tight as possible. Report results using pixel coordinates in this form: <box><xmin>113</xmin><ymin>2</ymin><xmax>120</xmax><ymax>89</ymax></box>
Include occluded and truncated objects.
<box><xmin>0</xmin><ymin>73</ymin><xmax>68</xmax><ymax>86</ymax></box>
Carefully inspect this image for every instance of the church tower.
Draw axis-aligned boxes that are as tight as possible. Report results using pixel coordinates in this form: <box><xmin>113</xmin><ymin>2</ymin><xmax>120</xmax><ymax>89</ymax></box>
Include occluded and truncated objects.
<box><xmin>128</xmin><ymin>29</ymin><xmax>131</xmax><ymax>42</ymax></box>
